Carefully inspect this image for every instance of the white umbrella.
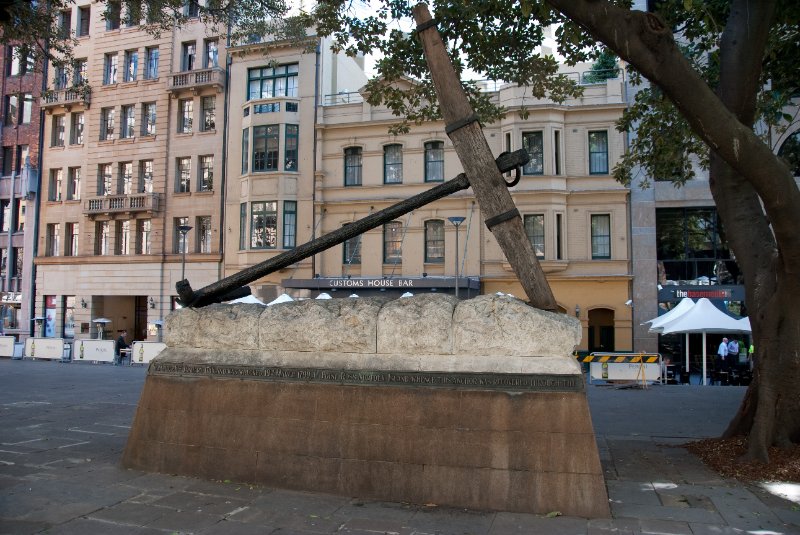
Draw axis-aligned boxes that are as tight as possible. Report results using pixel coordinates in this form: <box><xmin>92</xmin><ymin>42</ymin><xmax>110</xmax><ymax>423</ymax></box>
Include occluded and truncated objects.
<box><xmin>348</xmin><ymin>293</ymin><xmax>359</xmax><ymax>298</ymax></box>
<box><xmin>266</xmin><ymin>293</ymin><xmax>293</xmax><ymax>306</ymax></box>
<box><xmin>400</xmin><ymin>292</ymin><xmax>413</xmax><ymax>298</ymax></box>
<box><xmin>647</xmin><ymin>297</ymin><xmax>696</xmax><ymax>375</ymax></box>
<box><xmin>229</xmin><ymin>294</ymin><xmax>267</xmax><ymax>305</ymax></box>
<box><xmin>315</xmin><ymin>292</ymin><xmax>332</xmax><ymax>300</ymax></box>
<box><xmin>645</xmin><ymin>297</ymin><xmax>695</xmax><ymax>330</ymax></box>
<box><xmin>659</xmin><ymin>298</ymin><xmax>752</xmax><ymax>385</ymax></box>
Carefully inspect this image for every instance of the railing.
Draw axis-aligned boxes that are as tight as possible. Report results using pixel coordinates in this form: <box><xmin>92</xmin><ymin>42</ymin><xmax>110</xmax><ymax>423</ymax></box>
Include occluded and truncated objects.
<box><xmin>41</xmin><ymin>86</ymin><xmax>92</xmax><ymax>109</ymax></box>
<box><xmin>321</xmin><ymin>69</ymin><xmax>624</xmax><ymax>106</ymax></box>
<box><xmin>167</xmin><ymin>67</ymin><xmax>225</xmax><ymax>93</ymax></box>
<box><xmin>84</xmin><ymin>193</ymin><xmax>159</xmax><ymax>215</ymax></box>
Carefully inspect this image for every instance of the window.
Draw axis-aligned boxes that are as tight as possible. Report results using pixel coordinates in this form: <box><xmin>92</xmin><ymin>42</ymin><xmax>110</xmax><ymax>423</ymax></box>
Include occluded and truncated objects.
<box><xmin>119</xmin><ymin>162</ymin><xmax>133</xmax><ymax>194</ymax></box>
<box><xmin>283</xmin><ymin>201</ymin><xmax>296</xmax><ymax>249</ymax></box>
<box><xmin>144</xmin><ymin>47</ymin><xmax>159</xmax><ymax>79</ymax></box>
<box><xmin>141</xmin><ymin>102</ymin><xmax>156</xmax><ymax>136</ymax></box>
<box><xmin>174</xmin><ymin>217</ymin><xmax>190</xmax><ymax>253</ymax></box>
<box><xmin>199</xmin><ymin>155</ymin><xmax>213</xmax><ymax>191</ymax></box>
<box><xmin>591</xmin><ymin>214</ymin><xmax>611</xmax><ymax>259</ymax></box>
<box><xmin>522</xmin><ymin>131</ymin><xmax>544</xmax><ymax>175</ymax></box>
<box><xmin>343</xmin><ymin>227</ymin><xmax>361</xmax><ymax>265</ymax></box>
<box><xmin>241</xmin><ymin>129</ymin><xmax>249</xmax><ymax>174</ymax></box>
<box><xmin>121</xmin><ymin>105</ymin><xmax>135</xmax><ymax>138</ymax></box>
<box><xmin>204</xmin><ymin>39</ymin><xmax>219</xmax><ymax>68</ymax></box>
<box><xmin>344</xmin><ymin>147</ymin><xmax>362</xmax><ymax>186</ymax></box>
<box><xmin>184</xmin><ymin>0</ymin><xmax>200</xmax><ymax>18</ymax></box>
<box><xmin>2</xmin><ymin>147</ymin><xmax>11</xmax><ymax>176</ymax></box>
<box><xmin>115</xmin><ymin>220</ymin><xmax>130</xmax><ymax>255</ymax></box>
<box><xmin>96</xmin><ymin>221</ymin><xmax>110</xmax><ymax>255</ymax></box>
<box><xmin>46</xmin><ymin>224</ymin><xmax>61</xmax><ymax>256</ymax></box>
<box><xmin>67</xmin><ymin>167</ymin><xmax>81</xmax><ymax>200</ymax></box>
<box><xmin>137</xmin><ymin>219</ymin><xmax>151</xmax><ymax>254</ymax></box>
<box><xmin>123</xmin><ymin>50</ymin><xmax>138</xmax><ymax>81</ymax></box>
<box><xmin>181</xmin><ymin>42</ymin><xmax>196</xmax><ymax>71</ymax></box>
<box><xmin>66</xmin><ymin>223</ymin><xmax>79</xmax><ymax>256</ymax></box>
<box><xmin>98</xmin><ymin>164</ymin><xmax>113</xmax><ymax>195</ymax></box>
<box><xmin>247</xmin><ymin>64</ymin><xmax>299</xmax><ymax>100</ymax></box>
<box><xmin>176</xmin><ymin>157</ymin><xmax>191</xmax><ymax>192</ymax></box>
<box><xmin>285</xmin><ymin>125</ymin><xmax>298</xmax><ymax>171</ymax></box>
<box><xmin>59</xmin><ymin>9</ymin><xmax>72</xmax><ymax>37</ymax></box>
<box><xmin>4</xmin><ymin>95</ymin><xmax>17</xmax><ymax>126</ymax></box>
<box><xmin>524</xmin><ymin>214</ymin><xmax>545</xmax><ymax>259</ymax></box>
<box><xmin>553</xmin><ymin>130</ymin><xmax>562</xmax><ymax>176</ymax></box>
<box><xmin>100</xmin><ymin>107</ymin><xmax>114</xmax><ymax>140</ymax></box>
<box><xmin>51</xmin><ymin>115</ymin><xmax>65</xmax><ymax>146</ymax></box>
<box><xmin>48</xmin><ymin>169</ymin><xmax>63</xmax><ymax>201</ymax></box>
<box><xmin>7</xmin><ymin>46</ymin><xmax>32</xmax><ymax>76</ymax></box>
<box><xmin>73</xmin><ymin>59</ymin><xmax>88</xmax><ymax>85</ymax></box>
<box><xmin>424</xmin><ymin>220</ymin><xmax>444</xmax><ymax>263</ymax></box>
<box><xmin>201</xmin><ymin>96</ymin><xmax>215</xmax><ymax>131</ymax></box>
<box><xmin>252</xmin><ymin>125</ymin><xmax>279</xmax><ymax>171</ymax></box>
<box><xmin>383</xmin><ymin>144</ymin><xmax>403</xmax><ymax>184</ymax></box>
<box><xmin>0</xmin><ymin>200</ymin><xmax>9</xmax><ymax>231</ymax></box>
<box><xmin>383</xmin><ymin>221</ymin><xmax>403</xmax><ymax>264</ymax></box>
<box><xmin>15</xmin><ymin>200</ymin><xmax>24</xmax><ymax>232</ymax></box>
<box><xmin>588</xmin><ymin>131</ymin><xmax>609</xmax><ymax>175</ymax></box>
<box><xmin>16</xmin><ymin>145</ymin><xmax>28</xmax><ymax>175</ymax></box>
<box><xmin>78</xmin><ymin>6</ymin><xmax>90</xmax><ymax>36</ymax></box>
<box><xmin>250</xmin><ymin>201</ymin><xmax>277</xmax><ymax>249</ymax></box>
<box><xmin>139</xmin><ymin>160</ymin><xmax>153</xmax><ymax>193</ymax></box>
<box><xmin>67</xmin><ymin>112</ymin><xmax>83</xmax><ymax>145</ymax></box>
<box><xmin>53</xmin><ymin>65</ymin><xmax>68</xmax><ymax>89</ymax></box>
<box><xmin>20</xmin><ymin>94</ymin><xmax>32</xmax><ymax>124</ymax></box>
<box><xmin>106</xmin><ymin>0</ymin><xmax>121</xmax><ymax>30</ymax></box>
<box><xmin>556</xmin><ymin>213</ymin><xmax>563</xmax><ymax>260</ymax></box>
<box><xmin>778</xmin><ymin>131</ymin><xmax>800</xmax><ymax>176</ymax></box>
<box><xmin>197</xmin><ymin>216</ymin><xmax>212</xmax><ymax>253</ymax></box>
<box><xmin>424</xmin><ymin>141</ymin><xmax>444</xmax><ymax>182</ymax></box>
<box><xmin>124</xmin><ymin>0</ymin><xmax>141</xmax><ymax>26</ymax></box>
<box><xmin>178</xmin><ymin>99</ymin><xmax>193</xmax><ymax>134</ymax></box>
<box><xmin>239</xmin><ymin>203</ymin><xmax>247</xmax><ymax>250</ymax></box>
<box><xmin>103</xmin><ymin>53</ymin><xmax>118</xmax><ymax>84</ymax></box>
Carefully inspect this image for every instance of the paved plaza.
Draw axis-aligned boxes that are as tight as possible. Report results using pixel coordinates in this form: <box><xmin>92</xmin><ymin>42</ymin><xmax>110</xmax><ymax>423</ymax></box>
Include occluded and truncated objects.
<box><xmin>1</xmin><ymin>358</ymin><xmax>799</xmax><ymax>534</ymax></box>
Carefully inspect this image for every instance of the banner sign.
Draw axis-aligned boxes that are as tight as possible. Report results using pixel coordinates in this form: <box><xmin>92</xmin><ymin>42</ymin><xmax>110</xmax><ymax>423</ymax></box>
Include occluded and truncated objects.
<box><xmin>131</xmin><ymin>342</ymin><xmax>166</xmax><ymax>365</ymax></box>
<box><xmin>24</xmin><ymin>337</ymin><xmax>64</xmax><ymax>359</ymax></box>
<box><xmin>658</xmin><ymin>285</ymin><xmax>745</xmax><ymax>302</ymax></box>
<box><xmin>74</xmin><ymin>339</ymin><xmax>115</xmax><ymax>363</ymax></box>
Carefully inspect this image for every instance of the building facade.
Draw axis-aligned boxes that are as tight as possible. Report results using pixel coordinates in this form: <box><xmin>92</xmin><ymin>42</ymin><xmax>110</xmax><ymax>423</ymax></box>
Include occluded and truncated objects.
<box><xmin>36</xmin><ymin>0</ymin><xmax>225</xmax><ymax>342</ymax></box>
<box><xmin>0</xmin><ymin>42</ymin><xmax>42</xmax><ymax>340</ymax></box>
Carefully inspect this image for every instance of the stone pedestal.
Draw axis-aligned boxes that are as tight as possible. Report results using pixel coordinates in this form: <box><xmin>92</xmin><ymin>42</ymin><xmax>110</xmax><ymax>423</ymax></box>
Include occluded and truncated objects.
<box><xmin>122</xmin><ymin>294</ymin><xmax>609</xmax><ymax>518</ymax></box>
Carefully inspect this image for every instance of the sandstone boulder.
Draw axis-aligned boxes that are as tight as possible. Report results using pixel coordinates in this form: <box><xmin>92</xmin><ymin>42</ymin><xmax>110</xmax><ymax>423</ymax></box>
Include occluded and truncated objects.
<box><xmin>164</xmin><ymin>304</ymin><xmax>263</xmax><ymax>349</ymax></box>
<box><xmin>377</xmin><ymin>293</ymin><xmax>457</xmax><ymax>354</ymax></box>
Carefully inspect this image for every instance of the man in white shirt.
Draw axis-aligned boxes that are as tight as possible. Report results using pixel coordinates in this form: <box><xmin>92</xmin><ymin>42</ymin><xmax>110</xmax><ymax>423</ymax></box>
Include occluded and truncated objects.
<box><xmin>717</xmin><ymin>337</ymin><xmax>729</xmax><ymax>372</ymax></box>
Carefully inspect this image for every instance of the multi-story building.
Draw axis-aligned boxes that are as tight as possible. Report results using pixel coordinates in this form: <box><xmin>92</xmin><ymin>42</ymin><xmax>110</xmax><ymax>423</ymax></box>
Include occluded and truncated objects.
<box><xmin>36</xmin><ymin>0</ymin><xmax>225</xmax><ymax>341</ymax></box>
<box><xmin>0</xmin><ymin>42</ymin><xmax>42</xmax><ymax>340</ymax></box>
<box><xmin>224</xmin><ymin>39</ymin><xmax>632</xmax><ymax>352</ymax></box>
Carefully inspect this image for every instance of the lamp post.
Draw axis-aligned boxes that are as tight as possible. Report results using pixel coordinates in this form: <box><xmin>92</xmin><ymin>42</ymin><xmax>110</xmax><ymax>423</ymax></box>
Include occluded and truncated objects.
<box><xmin>178</xmin><ymin>225</ymin><xmax>193</xmax><ymax>280</ymax></box>
<box><xmin>447</xmin><ymin>216</ymin><xmax>466</xmax><ymax>299</ymax></box>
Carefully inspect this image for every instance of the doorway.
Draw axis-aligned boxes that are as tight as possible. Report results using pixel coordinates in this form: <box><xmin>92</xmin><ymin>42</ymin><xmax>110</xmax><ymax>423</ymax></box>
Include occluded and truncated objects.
<box><xmin>588</xmin><ymin>308</ymin><xmax>615</xmax><ymax>352</ymax></box>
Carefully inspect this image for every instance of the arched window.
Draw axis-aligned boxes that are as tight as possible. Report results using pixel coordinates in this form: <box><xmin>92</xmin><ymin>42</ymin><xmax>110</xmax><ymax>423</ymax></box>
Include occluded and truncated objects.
<box><xmin>424</xmin><ymin>141</ymin><xmax>444</xmax><ymax>182</ymax></box>
<box><xmin>424</xmin><ymin>220</ymin><xmax>444</xmax><ymax>263</ymax></box>
<box><xmin>344</xmin><ymin>147</ymin><xmax>362</xmax><ymax>186</ymax></box>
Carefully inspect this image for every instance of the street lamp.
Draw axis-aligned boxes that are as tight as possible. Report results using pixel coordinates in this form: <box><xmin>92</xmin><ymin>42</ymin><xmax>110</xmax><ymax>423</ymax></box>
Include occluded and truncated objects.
<box><xmin>178</xmin><ymin>225</ymin><xmax>193</xmax><ymax>280</ymax></box>
<box><xmin>447</xmin><ymin>216</ymin><xmax>466</xmax><ymax>299</ymax></box>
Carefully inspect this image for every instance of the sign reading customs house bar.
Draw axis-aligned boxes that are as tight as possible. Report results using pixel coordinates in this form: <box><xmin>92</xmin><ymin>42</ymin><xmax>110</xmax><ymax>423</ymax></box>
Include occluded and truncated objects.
<box><xmin>283</xmin><ymin>277</ymin><xmax>481</xmax><ymax>290</ymax></box>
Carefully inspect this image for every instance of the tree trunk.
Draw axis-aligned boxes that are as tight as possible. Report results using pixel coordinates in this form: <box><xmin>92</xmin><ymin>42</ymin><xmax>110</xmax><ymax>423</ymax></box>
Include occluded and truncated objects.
<box><xmin>545</xmin><ymin>0</ymin><xmax>800</xmax><ymax>461</ymax></box>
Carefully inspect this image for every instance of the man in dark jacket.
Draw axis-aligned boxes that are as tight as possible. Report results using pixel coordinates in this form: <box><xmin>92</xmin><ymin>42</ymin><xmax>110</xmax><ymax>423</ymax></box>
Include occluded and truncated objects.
<box><xmin>115</xmin><ymin>330</ymin><xmax>130</xmax><ymax>365</ymax></box>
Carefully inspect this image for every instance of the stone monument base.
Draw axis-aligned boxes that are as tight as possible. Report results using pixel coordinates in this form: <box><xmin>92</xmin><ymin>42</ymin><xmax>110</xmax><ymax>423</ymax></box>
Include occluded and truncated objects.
<box><xmin>122</xmin><ymin>295</ymin><xmax>609</xmax><ymax>518</ymax></box>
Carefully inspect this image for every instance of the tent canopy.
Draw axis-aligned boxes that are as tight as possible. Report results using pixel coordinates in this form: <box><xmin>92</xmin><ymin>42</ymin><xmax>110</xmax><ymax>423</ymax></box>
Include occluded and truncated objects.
<box><xmin>315</xmin><ymin>292</ymin><xmax>332</xmax><ymax>300</ymax></box>
<box><xmin>659</xmin><ymin>298</ymin><xmax>751</xmax><ymax>335</ymax></box>
<box><xmin>266</xmin><ymin>293</ymin><xmax>293</xmax><ymax>306</ymax></box>
<box><xmin>645</xmin><ymin>297</ymin><xmax>695</xmax><ymax>332</ymax></box>
<box><xmin>229</xmin><ymin>294</ymin><xmax>267</xmax><ymax>306</ymax></box>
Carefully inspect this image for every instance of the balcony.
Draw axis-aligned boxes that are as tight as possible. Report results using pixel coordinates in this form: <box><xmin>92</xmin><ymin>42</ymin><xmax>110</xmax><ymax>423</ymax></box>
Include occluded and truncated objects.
<box><xmin>84</xmin><ymin>193</ymin><xmax>160</xmax><ymax>218</ymax></box>
<box><xmin>167</xmin><ymin>67</ymin><xmax>225</xmax><ymax>95</ymax></box>
<box><xmin>41</xmin><ymin>86</ymin><xmax>91</xmax><ymax>112</ymax></box>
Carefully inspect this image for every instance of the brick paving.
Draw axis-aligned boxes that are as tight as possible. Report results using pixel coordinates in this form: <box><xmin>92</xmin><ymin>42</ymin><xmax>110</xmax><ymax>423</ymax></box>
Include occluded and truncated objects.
<box><xmin>1</xmin><ymin>358</ymin><xmax>798</xmax><ymax>534</ymax></box>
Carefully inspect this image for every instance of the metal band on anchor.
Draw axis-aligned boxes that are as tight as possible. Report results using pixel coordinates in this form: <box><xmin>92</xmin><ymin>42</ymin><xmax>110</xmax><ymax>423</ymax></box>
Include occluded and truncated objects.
<box><xmin>415</xmin><ymin>18</ymin><xmax>438</xmax><ymax>33</ymax></box>
<box><xmin>445</xmin><ymin>113</ymin><xmax>480</xmax><ymax>135</ymax></box>
<box><xmin>485</xmin><ymin>208</ymin><xmax>521</xmax><ymax>230</ymax></box>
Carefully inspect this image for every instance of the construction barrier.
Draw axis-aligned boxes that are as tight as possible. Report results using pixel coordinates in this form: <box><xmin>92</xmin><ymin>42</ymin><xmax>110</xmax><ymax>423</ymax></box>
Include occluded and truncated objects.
<box><xmin>576</xmin><ymin>352</ymin><xmax>663</xmax><ymax>386</ymax></box>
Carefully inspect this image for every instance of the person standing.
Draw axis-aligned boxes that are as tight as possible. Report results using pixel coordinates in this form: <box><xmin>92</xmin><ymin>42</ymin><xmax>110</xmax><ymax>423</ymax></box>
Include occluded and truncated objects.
<box><xmin>115</xmin><ymin>330</ymin><xmax>130</xmax><ymax>365</ymax></box>
<box><xmin>727</xmin><ymin>338</ymin><xmax>740</xmax><ymax>367</ymax></box>
<box><xmin>717</xmin><ymin>337</ymin><xmax>729</xmax><ymax>372</ymax></box>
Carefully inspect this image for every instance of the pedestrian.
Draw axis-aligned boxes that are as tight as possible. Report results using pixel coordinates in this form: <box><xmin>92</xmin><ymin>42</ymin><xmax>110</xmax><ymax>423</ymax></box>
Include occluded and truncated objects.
<box><xmin>749</xmin><ymin>343</ymin><xmax>755</xmax><ymax>371</ymax></box>
<box><xmin>717</xmin><ymin>337</ymin><xmax>729</xmax><ymax>372</ymax></box>
<box><xmin>727</xmin><ymin>338</ymin><xmax>740</xmax><ymax>366</ymax></box>
<box><xmin>115</xmin><ymin>329</ymin><xmax>129</xmax><ymax>365</ymax></box>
